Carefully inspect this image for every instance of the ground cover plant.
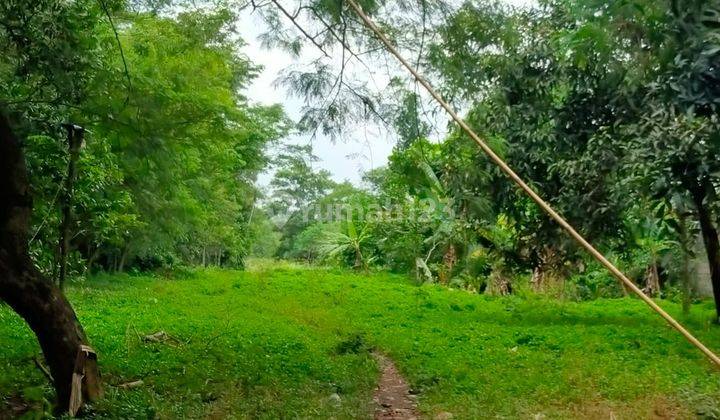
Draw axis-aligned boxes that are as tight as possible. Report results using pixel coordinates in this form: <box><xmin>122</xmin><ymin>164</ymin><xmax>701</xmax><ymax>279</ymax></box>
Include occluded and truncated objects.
<box><xmin>2</xmin><ymin>266</ymin><xmax>719</xmax><ymax>418</ymax></box>
<box><xmin>4</xmin><ymin>0</ymin><xmax>720</xmax><ymax>416</ymax></box>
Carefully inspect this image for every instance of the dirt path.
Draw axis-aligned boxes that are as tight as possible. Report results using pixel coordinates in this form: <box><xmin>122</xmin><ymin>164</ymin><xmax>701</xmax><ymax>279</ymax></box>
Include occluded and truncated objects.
<box><xmin>373</xmin><ymin>353</ymin><xmax>419</xmax><ymax>420</ymax></box>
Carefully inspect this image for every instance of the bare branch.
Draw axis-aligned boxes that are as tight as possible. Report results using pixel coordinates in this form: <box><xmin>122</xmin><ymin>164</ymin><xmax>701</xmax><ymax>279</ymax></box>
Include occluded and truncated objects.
<box><xmin>269</xmin><ymin>0</ymin><xmax>331</xmax><ymax>58</ymax></box>
<box><xmin>97</xmin><ymin>0</ymin><xmax>132</xmax><ymax>106</ymax></box>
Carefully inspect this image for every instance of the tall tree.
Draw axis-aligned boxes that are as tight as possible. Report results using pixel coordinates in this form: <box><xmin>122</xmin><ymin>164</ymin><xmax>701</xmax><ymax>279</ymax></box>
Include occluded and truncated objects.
<box><xmin>619</xmin><ymin>17</ymin><xmax>720</xmax><ymax>317</ymax></box>
<box><xmin>1</xmin><ymin>1</ymin><xmax>287</xmax><ymax>410</ymax></box>
<box><xmin>0</xmin><ymin>0</ymin><xmax>107</xmax><ymax>410</ymax></box>
<box><xmin>0</xmin><ymin>112</ymin><xmax>101</xmax><ymax>413</ymax></box>
<box><xmin>267</xmin><ymin>143</ymin><xmax>336</xmax><ymax>256</ymax></box>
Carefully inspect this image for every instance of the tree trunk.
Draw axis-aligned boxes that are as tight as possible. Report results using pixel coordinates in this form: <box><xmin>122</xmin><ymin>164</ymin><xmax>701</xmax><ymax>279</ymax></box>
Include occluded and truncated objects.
<box><xmin>681</xmin><ymin>248</ymin><xmax>692</xmax><ymax>315</ymax></box>
<box><xmin>530</xmin><ymin>264</ymin><xmax>546</xmax><ymax>292</ymax></box>
<box><xmin>530</xmin><ymin>246</ymin><xmax>563</xmax><ymax>293</ymax></box>
<box><xmin>85</xmin><ymin>244</ymin><xmax>100</xmax><ymax>275</ymax></box>
<box><xmin>690</xmin><ymin>186</ymin><xmax>720</xmax><ymax>323</ymax></box>
<box><xmin>673</xmin><ymin>212</ymin><xmax>693</xmax><ymax>314</ymax></box>
<box><xmin>643</xmin><ymin>262</ymin><xmax>660</xmax><ymax>297</ymax></box>
<box><xmin>0</xmin><ymin>112</ymin><xmax>101</xmax><ymax>412</ymax></box>
<box><xmin>353</xmin><ymin>246</ymin><xmax>364</xmax><ymax>270</ymax></box>
<box><xmin>118</xmin><ymin>245</ymin><xmax>128</xmax><ymax>272</ymax></box>
<box><xmin>439</xmin><ymin>245</ymin><xmax>457</xmax><ymax>284</ymax></box>
<box><xmin>57</xmin><ymin>125</ymin><xmax>83</xmax><ymax>290</ymax></box>
<box><xmin>488</xmin><ymin>270</ymin><xmax>512</xmax><ymax>296</ymax></box>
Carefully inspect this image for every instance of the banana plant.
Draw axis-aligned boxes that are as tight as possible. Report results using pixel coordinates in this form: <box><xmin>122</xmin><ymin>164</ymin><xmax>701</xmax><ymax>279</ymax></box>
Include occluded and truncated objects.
<box><xmin>316</xmin><ymin>219</ymin><xmax>373</xmax><ymax>269</ymax></box>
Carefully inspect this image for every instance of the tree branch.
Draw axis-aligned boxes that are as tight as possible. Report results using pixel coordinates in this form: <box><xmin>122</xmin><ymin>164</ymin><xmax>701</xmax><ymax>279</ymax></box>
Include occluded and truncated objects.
<box><xmin>97</xmin><ymin>0</ymin><xmax>132</xmax><ymax>106</ymax></box>
<box><xmin>269</xmin><ymin>0</ymin><xmax>331</xmax><ymax>58</ymax></box>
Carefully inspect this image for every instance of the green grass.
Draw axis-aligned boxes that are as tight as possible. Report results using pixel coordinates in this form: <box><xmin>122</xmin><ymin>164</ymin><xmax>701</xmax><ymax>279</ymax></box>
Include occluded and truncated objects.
<box><xmin>2</xmin><ymin>265</ymin><xmax>720</xmax><ymax>418</ymax></box>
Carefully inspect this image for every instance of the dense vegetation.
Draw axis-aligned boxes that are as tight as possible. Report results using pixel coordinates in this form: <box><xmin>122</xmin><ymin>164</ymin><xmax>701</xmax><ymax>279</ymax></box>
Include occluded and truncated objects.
<box><xmin>255</xmin><ymin>0</ymin><xmax>720</xmax><ymax>320</ymax></box>
<box><xmin>6</xmin><ymin>0</ymin><xmax>720</xmax><ymax>303</ymax></box>
<box><xmin>2</xmin><ymin>0</ymin><xmax>720</xmax><ymax>416</ymax></box>
<box><xmin>2</xmin><ymin>267</ymin><xmax>720</xmax><ymax>418</ymax></box>
<box><xmin>2</xmin><ymin>1</ymin><xmax>287</xmax><ymax>278</ymax></box>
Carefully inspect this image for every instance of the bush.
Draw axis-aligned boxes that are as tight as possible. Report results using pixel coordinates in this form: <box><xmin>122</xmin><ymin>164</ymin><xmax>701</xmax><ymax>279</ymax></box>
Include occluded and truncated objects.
<box><xmin>568</xmin><ymin>263</ymin><xmax>625</xmax><ymax>300</ymax></box>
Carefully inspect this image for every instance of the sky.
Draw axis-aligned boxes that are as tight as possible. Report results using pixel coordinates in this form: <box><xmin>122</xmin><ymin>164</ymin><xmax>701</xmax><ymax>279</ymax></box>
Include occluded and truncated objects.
<box><xmin>237</xmin><ymin>9</ymin><xmax>397</xmax><ymax>187</ymax></box>
<box><xmin>236</xmin><ymin>0</ymin><xmax>536</xmax><ymax>187</ymax></box>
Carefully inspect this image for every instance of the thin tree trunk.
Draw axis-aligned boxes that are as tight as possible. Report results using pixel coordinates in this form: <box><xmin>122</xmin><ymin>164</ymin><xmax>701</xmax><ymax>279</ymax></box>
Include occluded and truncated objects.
<box><xmin>643</xmin><ymin>262</ymin><xmax>660</xmax><ymax>297</ymax></box>
<box><xmin>354</xmin><ymin>247</ymin><xmax>363</xmax><ymax>270</ymax></box>
<box><xmin>84</xmin><ymin>244</ymin><xmax>100</xmax><ymax>275</ymax></box>
<box><xmin>0</xmin><ymin>112</ymin><xmax>101</xmax><ymax>412</ymax></box>
<box><xmin>118</xmin><ymin>245</ymin><xmax>128</xmax><ymax>272</ymax></box>
<box><xmin>488</xmin><ymin>269</ymin><xmax>512</xmax><ymax>296</ymax></box>
<box><xmin>531</xmin><ymin>247</ymin><xmax>562</xmax><ymax>293</ymax></box>
<box><xmin>531</xmin><ymin>265</ymin><xmax>544</xmax><ymax>292</ymax></box>
<box><xmin>57</xmin><ymin>125</ymin><xmax>83</xmax><ymax>290</ymax></box>
<box><xmin>681</xmin><ymin>249</ymin><xmax>692</xmax><ymax>315</ymax></box>
<box><xmin>677</xmin><ymin>213</ymin><xmax>692</xmax><ymax>315</ymax></box>
<box><xmin>691</xmin><ymin>186</ymin><xmax>720</xmax><ymax>323</ymax></box>
<box><xmin>439</xmin><ymin>245</ymin><xmax>456</xmax><ymax>284</ymax></box>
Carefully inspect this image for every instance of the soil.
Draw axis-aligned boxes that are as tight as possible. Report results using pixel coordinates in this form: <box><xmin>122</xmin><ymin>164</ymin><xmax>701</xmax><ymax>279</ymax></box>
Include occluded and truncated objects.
<box><xmin>373</xmin><ymin>353</ymin><xmax>419</xmax><ymax>420</ymax></box>
<box><xmin>0</xmin><ymin>395</ymin><xmax>31</xmax><ymax>420</ymax></box>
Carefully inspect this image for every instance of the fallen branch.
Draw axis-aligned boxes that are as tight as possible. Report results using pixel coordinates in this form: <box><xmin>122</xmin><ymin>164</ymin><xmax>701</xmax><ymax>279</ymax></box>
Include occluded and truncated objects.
<box><xmin>143</xmin><ymin>331</ymin><xmax>182</xmax><ymax>346</ymax></box>
<box><xmin>33</xmin><ymin>356</ymin><xmax>53</xmax><ymax>382</ymax></box>
<box><xmin>117</xmin><ymin>380</ymin><xmax>144</xmax><ymax>390</ymax></box>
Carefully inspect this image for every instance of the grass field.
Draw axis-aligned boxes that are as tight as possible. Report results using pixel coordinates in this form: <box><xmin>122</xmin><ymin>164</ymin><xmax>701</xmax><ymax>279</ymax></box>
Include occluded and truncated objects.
<box><xmin>2</xmin><ymin>263</ymin><xmax>720</xmax><ymax>418</ymax></box>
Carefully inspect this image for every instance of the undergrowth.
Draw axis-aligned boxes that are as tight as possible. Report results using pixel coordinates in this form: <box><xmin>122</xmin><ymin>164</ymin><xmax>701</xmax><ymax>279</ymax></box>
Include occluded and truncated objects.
<box><xmin>1</xmin><ymin>266</ymin><xmax>720</xmax><ymax>418</ymax></box>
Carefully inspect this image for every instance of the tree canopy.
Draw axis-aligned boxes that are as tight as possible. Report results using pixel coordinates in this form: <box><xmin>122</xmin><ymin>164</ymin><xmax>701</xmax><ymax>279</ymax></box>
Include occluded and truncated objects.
<box><xmin>3</xmin><ymin>0</ymin><xmax>720</xmax><ymax>412</ymax></box>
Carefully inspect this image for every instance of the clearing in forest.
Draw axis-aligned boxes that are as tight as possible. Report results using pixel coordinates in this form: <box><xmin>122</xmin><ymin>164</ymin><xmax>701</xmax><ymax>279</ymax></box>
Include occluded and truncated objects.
<box><xmin>1</xmin><ymin>266</ymin><xmax>719</xmax><ymax>418</ymax></box>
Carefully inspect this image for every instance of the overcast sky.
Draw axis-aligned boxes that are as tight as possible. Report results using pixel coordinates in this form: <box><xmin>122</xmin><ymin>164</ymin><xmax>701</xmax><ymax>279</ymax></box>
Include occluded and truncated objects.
<box><xmin>236</xmin><ymin>0</ymin><xmax>535</xmax><ymax>187</ymax></box>
<box><xmin>237</xmin><ymin>9</ymin><xmax>397</xmax><ymax>187</ymax></box>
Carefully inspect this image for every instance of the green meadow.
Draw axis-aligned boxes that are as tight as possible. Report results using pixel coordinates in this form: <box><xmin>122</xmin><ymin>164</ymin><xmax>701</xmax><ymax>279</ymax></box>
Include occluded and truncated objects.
<box><xmin>2</xmin><ymin>265</ymin><xmax>720</xmax><ymax>419</ymax></box>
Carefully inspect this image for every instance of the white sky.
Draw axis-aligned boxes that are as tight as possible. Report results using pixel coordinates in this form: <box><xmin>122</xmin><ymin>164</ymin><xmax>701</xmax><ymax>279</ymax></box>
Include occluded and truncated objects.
<box><xmin>237</xmin><ymin>0</ymin><xmax>536</xmax><ymax>187</ymax></box>
<box><xmin>237</xmin><ymin>9</ymin><xmax>396</xmax><ymax>186</ymax></box>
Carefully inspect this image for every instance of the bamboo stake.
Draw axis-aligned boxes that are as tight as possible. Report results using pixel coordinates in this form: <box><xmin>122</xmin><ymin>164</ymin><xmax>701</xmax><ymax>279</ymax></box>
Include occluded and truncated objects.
<box><xmin>344</xmin><ymin>0</ymin><xmax>720</xmax><ymax>368</ymax></box>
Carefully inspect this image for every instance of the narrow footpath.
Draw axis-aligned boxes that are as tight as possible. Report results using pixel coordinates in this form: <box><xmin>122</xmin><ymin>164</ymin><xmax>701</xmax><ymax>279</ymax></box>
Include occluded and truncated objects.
<box><xmin>373</xmin><ymin>353</ymin><xmax>419</xmax><ymax>420</ymax></box>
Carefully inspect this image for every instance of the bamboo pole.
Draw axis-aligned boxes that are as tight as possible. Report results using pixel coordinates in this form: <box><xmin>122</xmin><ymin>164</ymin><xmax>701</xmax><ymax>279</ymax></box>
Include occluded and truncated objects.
<box><xmin>344</xmin><ymin>0</ymin><xmax>720</xmax><ymax>368</ymax></box>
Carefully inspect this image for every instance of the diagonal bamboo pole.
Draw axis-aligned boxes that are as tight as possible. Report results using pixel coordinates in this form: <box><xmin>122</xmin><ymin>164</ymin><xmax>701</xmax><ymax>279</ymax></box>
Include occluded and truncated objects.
<box><xmin>344</xmin><ymin>0</ymin><xmax>720</xmax><ymax>368</ymax></box>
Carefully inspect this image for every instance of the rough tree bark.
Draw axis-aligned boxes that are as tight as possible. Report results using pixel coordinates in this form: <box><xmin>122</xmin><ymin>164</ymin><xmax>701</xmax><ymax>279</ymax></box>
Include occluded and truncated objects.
<box><xmin>0</xmin><ymin>112</ymin><xmax>101</xmax><ymax>412</ymax></box>
<box><xmin>643</xmin><ymin>263</ymin><xmax>661</xmax><ymax>297</ymax></box>
<box><xmin>530</xmin><ymin>246</ymin><xmax>564</xmax><ymax>293</ymax></box>
<box><xmin>690</xmin><ymin>184</ymin><xmax>720</xmax><ymax>323</ymax></box>
<box><xmin>353</xmin><ymin>246</ymin><xmax>364</xmax><ymax>270</ymax></box>
<box><xmin>438</xmin><ymin>245</ymin><xmax>456</xmax><ymax>285</ymax></box>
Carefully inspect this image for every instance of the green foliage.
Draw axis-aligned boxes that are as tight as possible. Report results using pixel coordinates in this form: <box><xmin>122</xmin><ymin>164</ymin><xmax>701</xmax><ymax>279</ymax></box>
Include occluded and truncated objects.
<box><xmin>269</xmin><ymin>144</ymin><xmax>336</xmax><ymax>216</ymax></box>
<box><xmin>316</xmin><ymin>219</ymin><xmax>373</xmax><ymax>269</ymax></box>
<box><xmin>86</xmin><ymin>10</ymin><xmax>287</xmax><ymax>268</ymax></box>
<box><xmin>377</xmin><ymin>0</ymin><xmax>720</xmax><ymax>302</ymax></box>
<box><xmin>568</xmin><ymin>261</ymin><xmax>625</xmax><ymax>301</ymax></box>
<box><xmin>4</xmin><ymin>0</ymin><xmax>720</xmax><ymax>337</ymax></box>
<box><xmin>288</xmin><ymin>222</ymin><xmax>331</xmax><ymax>262</ymax></box>
<box><xmin>247</xmin><ymin>209</ymin><xmax>282</xmax><ymax>258</ymax></box>
<box><xmin>267</xmin><ymin>144</ymin><xmax>336</xmax><ymax>258</ymax></box>
<box><xmin>2</xmin><ymin>3</ymin><xmax>288</xmax><ymax>275</ymax></box>
<box><xmin>2</xmin><ymin>268</ymin><xmax>719</xmax><ymax>418</ymax></box>
<box><xmin>252</xmin><ymin>0</ymin><xmax>720</xmax><ymax>307</ymax></box>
